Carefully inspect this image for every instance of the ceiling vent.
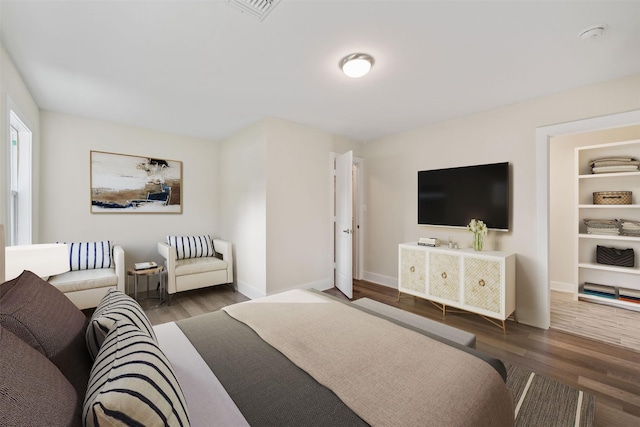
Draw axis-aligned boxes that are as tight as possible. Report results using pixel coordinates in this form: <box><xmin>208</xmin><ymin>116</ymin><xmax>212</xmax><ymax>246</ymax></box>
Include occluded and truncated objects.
<box><xmin>228</xmin><ymin>0</ymin><xmax>281</xmax><ymax>21</ymax></box>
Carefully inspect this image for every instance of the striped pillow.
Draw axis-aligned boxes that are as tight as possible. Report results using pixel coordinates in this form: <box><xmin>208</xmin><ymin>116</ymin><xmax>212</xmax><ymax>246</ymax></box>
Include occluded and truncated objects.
<box><xmin>83</xmin><ymin>321</ymin><xmax>190</xmax><ymax>427</ymax></box>
<box><xmin>166</xmin><ymin>235</ymin><xmax>215</xmax><ymax>260</ymax></box>
<box><xmin>86</xmin><ymin>289</ymin><xmax>156</xmax><ymax>361</ymax></box>
<box><xmin>63</xmin><ymin>241</ymin><xmax>114</xmax><ymax>271</ymax></box>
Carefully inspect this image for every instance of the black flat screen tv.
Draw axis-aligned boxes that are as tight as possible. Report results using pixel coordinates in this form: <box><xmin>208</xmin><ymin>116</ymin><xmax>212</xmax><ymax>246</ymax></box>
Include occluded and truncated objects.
<box><xmin>418</xmin><ymin>162</ymin><xmax>509</xmax><ymax>231</ymax></box>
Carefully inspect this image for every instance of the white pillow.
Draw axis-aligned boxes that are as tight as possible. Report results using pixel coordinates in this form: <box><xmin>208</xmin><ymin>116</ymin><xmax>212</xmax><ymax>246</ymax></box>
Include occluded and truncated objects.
<box><xmin>63</xmin><ymin>240</ymin><xmax>114</xmax><ymax>271</ymax></box>
<box><xmin>166</xmin><ymin>235</ymin><xmax>215</xmax><ymax>260</ymax></box>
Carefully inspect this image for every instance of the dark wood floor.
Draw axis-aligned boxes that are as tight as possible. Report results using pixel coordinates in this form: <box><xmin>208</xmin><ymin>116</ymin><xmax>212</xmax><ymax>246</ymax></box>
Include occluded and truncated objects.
<box><xmin>143</xmin><ymin>280</ymin><xmax>640</xmax><ymax>427</ymax></box>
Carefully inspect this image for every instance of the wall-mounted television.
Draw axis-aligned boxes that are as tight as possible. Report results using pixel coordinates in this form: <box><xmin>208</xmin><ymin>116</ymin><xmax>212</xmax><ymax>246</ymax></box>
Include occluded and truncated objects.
<box><xmin>418</xmin><ymin>162</ymin><xmax>509</xmax><ymax>231</ymax></box>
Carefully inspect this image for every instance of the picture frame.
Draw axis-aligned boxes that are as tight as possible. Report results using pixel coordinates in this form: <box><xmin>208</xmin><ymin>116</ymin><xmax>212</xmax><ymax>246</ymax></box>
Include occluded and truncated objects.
<box><xmin>90</xmin><ymin>150</ymin><xmax>182</xmax><ymax>214</ymax></box>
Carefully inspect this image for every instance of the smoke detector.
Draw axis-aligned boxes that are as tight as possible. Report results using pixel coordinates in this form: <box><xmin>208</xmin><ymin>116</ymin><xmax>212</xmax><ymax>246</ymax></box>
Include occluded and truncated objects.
<box><xmin>579</xmin><ymin>24</ymin><xmax>607</xmax><ymax>41</ymax></box>
<box><xmin>229</xmin><ymin>0</ymin><xmax>281</xmax><ymax>21</ymax></box>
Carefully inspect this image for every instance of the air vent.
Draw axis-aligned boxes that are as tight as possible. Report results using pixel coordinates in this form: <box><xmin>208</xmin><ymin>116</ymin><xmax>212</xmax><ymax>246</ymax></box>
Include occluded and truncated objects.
<box><xmin>228</xmin><ymin>0</ymin><xmax>281</xmax><ymax>21</ymax></box>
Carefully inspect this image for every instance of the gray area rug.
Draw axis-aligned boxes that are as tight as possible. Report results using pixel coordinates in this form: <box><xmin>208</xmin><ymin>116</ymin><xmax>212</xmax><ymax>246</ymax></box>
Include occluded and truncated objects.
<box><xmin>504</xmin><ymin>363</ymin><xmax>594</xmax><ymax>426</ymax></box>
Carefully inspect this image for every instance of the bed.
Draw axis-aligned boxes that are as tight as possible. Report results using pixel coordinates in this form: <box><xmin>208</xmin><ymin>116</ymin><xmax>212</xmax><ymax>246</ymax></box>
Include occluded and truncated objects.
<box><xmin>0</xmin><ymin>230</ymin><xmax>514</xmax><ymax>426</ymax></box>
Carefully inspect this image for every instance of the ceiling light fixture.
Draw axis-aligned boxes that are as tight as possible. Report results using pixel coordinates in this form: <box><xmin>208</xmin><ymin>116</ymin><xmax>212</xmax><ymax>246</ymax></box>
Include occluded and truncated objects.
<box><xmin>339</xmin><ymin>53</ymin><xmax>375</xmax><ymax>78</ymax></box>
<box><xmin>579</xmin><ymin>24</ymin><xmax>607</xmax><ymax>41</ymax></box>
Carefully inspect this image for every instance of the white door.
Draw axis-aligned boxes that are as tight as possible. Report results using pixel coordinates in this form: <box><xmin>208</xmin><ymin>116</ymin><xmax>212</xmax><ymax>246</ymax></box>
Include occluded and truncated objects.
<box><xmin>336</xmin><ymin>151</ymin><xmax>353</xmax><ymax>298</ymax></box>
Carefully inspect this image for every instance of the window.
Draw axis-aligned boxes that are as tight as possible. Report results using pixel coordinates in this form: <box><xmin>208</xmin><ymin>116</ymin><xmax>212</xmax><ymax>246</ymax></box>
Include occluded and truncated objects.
<box><xmin>9</xmin><ymin>109</ymin><xmax>32</xmax><ymax>245</ymax></box>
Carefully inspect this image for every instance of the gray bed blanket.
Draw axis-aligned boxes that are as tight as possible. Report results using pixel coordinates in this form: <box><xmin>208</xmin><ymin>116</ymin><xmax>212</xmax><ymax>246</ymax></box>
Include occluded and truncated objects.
<box><xmin>177</xmin><ymin>292</ymin><xmax>514</xmax><ymax>426</ymax></box>
<box><xmin>176</xmin><ymin>310</ymin><xmax>368</xmax><ymax>426</ymax></box>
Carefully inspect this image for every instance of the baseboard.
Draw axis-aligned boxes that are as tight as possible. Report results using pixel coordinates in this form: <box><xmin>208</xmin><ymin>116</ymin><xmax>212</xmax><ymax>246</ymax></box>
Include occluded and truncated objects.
<box><xmin>361</xmin><ymin>271</ymin><xmax>397</xmax><ymax>289</ymax></box>
<box><xmin>551</xmin><ymin>281</ymin><xmax>575</xmax><ymax>293</ymax></box>
<box><xmin>268</xmin><ymin>278</ymin><xmax>333</xmax><ymax>296</ymax></box>
<box><xmin>236</xmin><ymin>280</ymin><xmax>265</xmax><ymax>300</ymax></box>
<box><xmin>237</xmin><ymin>278</ymin><xmax>333</xmax><ymax>300</ymax></box>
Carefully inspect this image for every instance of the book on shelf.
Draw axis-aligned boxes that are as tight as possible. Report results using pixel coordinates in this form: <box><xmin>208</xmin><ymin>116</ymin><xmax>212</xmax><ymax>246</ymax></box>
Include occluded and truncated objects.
<box><xmin>619</xmin><ymin>288</ymin><xmax>640</xmax><ymax>302</ymax></box>
<box><xmin>583</xmin><ymin>282</ymin><xmax>616</xmax><ymax>294</ymax></box>
<box><xmin>582</xmin><ymin>289</ymin><xmax>617</xmax><ymax>299</ymax></box>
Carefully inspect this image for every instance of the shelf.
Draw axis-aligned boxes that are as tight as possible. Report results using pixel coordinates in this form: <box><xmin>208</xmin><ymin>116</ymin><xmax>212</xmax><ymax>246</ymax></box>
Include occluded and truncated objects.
<box><xmin>578</xmin><ymin>233</ymin><xmax>640</xmax><ymax>242</ymax></box>
<box><xmin>575</xmin><ymin>140</ymin><xmax>640</xmax><ymax>314</ymax></box>
<box><xmin>578</xmin><ymin>262</ymin><xmax>640</xmax><ymax>275</ymax></box>
<box><xmin>578</xmin><ymin>204</ymin><xmax>640</xmax><ymax>209</ymax></box>
<box><xmin>578</xmin><ymin>293</ymin><xmax>640</xmax><ymax>313</ymax></box>
<box><xmin>578</xmin><ymin>171</ymin><xmax>640</xmax><ymax>179</ymax></box>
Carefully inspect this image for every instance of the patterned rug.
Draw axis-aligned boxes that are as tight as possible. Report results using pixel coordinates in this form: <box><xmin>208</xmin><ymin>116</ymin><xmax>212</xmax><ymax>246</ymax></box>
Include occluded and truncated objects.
<box><xmin>506</xmin><ymin>363</ymin><xmax>595</xmax><ymax>427</ymax></box>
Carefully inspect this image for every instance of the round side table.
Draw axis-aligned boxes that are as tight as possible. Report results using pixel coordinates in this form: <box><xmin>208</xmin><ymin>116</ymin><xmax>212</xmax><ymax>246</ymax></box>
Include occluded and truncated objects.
<box><xmin>127</xmin><ymin>266</ymin><xmax>165</xmax><ymax>305</ymax></box>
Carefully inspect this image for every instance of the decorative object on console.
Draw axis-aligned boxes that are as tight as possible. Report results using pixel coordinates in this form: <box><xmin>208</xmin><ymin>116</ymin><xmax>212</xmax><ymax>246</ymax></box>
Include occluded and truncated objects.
<box><xmin>467</xmin><ymin>218</ymin><xmax>487</xmax><ymax>251</ymax></box>
<box><xmin>418</xmin><ymin>237</ymin><xmax>439</xmax><ymax>247</ymax></box>
<box><xmin>90</xmin><ymin>150</ymin><xmax>182</xmax><ymax>214</ymax></box>
<box><xmin>596</xmin><ymin>245</ymin><xmax>635</xmax><ymax>268</ymax></box>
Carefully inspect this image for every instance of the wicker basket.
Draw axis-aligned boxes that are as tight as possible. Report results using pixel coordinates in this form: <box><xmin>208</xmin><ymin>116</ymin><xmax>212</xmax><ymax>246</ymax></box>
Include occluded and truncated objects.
<box><xmin>593</xmin><ymin>191</ymin><xmax>632</xmax><ymax>205</ymax></box>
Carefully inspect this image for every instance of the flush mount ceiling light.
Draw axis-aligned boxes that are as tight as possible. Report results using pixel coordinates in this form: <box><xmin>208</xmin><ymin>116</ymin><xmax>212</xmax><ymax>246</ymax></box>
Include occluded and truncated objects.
<box><xmin>339</xmin><ymin>53</ymin><xmax>375</xmax><ymax>78</ymax></box>
<box><xmin>579</xmin><ymin>24</ymin><xmax>607</xmax><ymax>41</ymax></box>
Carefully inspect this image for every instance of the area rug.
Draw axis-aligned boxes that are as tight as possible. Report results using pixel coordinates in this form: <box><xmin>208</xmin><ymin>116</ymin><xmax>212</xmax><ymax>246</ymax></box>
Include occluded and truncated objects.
<box><xmin>506</xmin><ymin>362</ymin><xmax>595</xmax><ymax>427</ymax></box>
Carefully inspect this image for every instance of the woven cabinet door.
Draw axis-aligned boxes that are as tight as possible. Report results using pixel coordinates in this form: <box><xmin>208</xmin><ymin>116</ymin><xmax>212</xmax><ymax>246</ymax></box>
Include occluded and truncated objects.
<box><xmin>428</xmin><ymin>252</ymin><xmax>460</xmax><ymax>303</ymax></box>
<box><xmin>399</xmin><ymin>248</ymin><xmax>426</xmax><ymax>294</ymax></box>
<box><xmin>464</xmin><ymin>257</ymin><xmax>502</xmax><ymax>315</ymax></box>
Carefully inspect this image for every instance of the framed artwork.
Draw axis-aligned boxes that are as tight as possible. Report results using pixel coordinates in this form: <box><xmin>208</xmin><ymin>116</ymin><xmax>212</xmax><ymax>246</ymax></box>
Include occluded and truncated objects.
<box><xmin>90</xmin><ymin>151</ymin><xmax>182</xmax><ymax>214</ymax></box>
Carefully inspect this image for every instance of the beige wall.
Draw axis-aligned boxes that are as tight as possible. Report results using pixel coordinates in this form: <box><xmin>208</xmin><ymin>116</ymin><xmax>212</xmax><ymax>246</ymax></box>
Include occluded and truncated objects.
<box><xmin>39</xmin><ymin>111</ymin><xmax>219</xmax><ymax>269</ymax></box>
<box><xmin>549</xmin><ymin>125</ymin><xmax>640</xmax><ymax>292</ymax></box>
<box><xmin>220</xmin><ymin>117</ymin><xmax>361</xmax><ymax>298</ymax></box>
<box><xmin>0</xmin><ymin>44</ymin><xmax>41</xmax><ymax>241</ymax></box>
<box><xmin>218</xmin><ymin>120</ymin><xmax>268</xmax><ymax>298</ymax></box>
<box><xmin>362</xmin><ymin>73</ymin><xmax>640</xmax><ymax>328</ymax></box>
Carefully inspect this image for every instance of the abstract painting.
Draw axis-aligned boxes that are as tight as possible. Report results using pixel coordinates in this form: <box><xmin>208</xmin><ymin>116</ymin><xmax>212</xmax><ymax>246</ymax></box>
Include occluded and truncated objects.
<box><xmin>90</xmin><ymin>151</ymin><xmax>182</xmax><ymax>213</ymax></box>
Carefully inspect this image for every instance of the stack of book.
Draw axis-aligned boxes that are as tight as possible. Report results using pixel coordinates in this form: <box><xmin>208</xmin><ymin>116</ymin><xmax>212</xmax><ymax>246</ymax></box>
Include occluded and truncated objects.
<box><xmin>582</xmin><ymin>282</ymin><xmax>616</xmax><ymax>299</ymax></box>
<box><xmin>417</xmin><ymin>237</ymin><xmax>439</xmax><ymax>247</ymax></box>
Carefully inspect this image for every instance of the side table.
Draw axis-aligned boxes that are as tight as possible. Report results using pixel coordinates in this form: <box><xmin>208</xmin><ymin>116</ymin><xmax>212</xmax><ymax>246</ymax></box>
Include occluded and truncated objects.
<box><xmin>127</xmin><ymin>265</ymin><xmax>165</xmax><ymax>306</ymax></box>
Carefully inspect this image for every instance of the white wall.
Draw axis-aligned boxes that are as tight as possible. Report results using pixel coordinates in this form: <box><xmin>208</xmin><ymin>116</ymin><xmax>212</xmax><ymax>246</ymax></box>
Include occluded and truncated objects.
<box><xmin>39</xmin><ymin>111</ymin><xmax>219</xmax><ymax>269</ymax></box>
<box><xmin>549</xmin><ymin>125</ymin><xmax>640</xmax><ymax>293</ymax></box>
<box><xmin>362</xmin><ymin>73</ymin><xmax>640</xmax><ymax>328</ymax></box>
<box><xmin>265</xmin><ymin>118</ymin><xmax>362</xmax><ymax>294</ymax></box>
<box><xmin>218</xmin><ymin>120</ymin><xmax>268</xmax><ymax>299</ymax></box>
<box><xmin>219</xmin><ymin>117</ymin><xmax>362</xmax><ymax>298</ymax></box>
<box><xmin>0</xmin><ymin>44</ymin><xmax>41</xmax><ymax>241</ymax></box>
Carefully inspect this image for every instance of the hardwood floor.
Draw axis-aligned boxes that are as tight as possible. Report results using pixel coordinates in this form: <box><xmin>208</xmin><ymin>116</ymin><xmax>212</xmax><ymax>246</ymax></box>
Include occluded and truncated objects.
<box><xmin>144</xmin><ymin>281</ymin><xmax>640</xmax><ymax>427</ymax></box>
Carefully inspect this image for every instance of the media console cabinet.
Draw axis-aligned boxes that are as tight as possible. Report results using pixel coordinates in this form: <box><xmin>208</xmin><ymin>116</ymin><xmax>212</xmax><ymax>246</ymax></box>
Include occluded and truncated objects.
<box><xmin>398</xmin><ymin>243</ymin><xmax>516</xmax><ymax>333</ymax></box>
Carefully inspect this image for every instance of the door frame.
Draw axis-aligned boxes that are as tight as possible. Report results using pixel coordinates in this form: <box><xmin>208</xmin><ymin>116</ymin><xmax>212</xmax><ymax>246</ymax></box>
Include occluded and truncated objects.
<box><xmin>329</xmin><ymin>153</ymin><xmax>364</xmax><ymax>285</ymax></box>
<box><xmin>535</xmin><ymin>109</ymin><xmax>640</xmax><ymax>329</ymax></box>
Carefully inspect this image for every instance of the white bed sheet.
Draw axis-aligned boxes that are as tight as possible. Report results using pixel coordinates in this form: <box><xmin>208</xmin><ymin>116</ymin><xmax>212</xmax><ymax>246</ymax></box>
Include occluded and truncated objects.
<box><xmin>154</xmin><ymin>321</ymin><xmax>249</xmax><ymax>427</ymax></box>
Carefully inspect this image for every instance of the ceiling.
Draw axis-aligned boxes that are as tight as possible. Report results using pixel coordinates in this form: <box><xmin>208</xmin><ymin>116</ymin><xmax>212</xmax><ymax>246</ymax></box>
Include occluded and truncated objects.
<box><xmin>1</xmin><ymin>1</ymin><xmax>639</xmax><ymax>143</ymax></box>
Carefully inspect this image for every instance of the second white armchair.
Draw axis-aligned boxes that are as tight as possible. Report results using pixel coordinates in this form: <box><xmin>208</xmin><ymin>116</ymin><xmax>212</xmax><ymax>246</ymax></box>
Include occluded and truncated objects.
<box><xmin>158</xmin><ymin>235</ymin><xmax>233</xmax><ymax>304</ymax></box>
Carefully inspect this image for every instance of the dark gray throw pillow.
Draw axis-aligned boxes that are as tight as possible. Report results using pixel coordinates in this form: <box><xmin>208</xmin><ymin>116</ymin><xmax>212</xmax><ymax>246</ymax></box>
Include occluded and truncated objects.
<box><xmin>0</xmin><ymin>326</ymin><xmax>81</xmax><ymax>427</ymax></box>
<box><xmin>0</xmin><ymin>270</ymin><xmax>92</xmax><ymax>400</ymax></box>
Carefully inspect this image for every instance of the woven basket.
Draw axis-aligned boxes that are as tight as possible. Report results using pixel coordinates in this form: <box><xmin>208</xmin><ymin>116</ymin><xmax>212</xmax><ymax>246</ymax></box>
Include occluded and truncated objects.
<box><xmin>593</xmin><ymin>191</ymin><xmax>632</xmax><ymax>205</ymax></box>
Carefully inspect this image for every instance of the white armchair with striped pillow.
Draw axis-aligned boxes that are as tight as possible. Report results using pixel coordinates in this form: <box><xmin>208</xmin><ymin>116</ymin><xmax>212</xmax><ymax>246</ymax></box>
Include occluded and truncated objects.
<box><xmin>48</xmin><ymin>241</ymin><xmax>125</xmax><ymax>310</ymax></box>
<box><xmin>157</xmin><ymin>235</ymin><xmax>233</xmax><ymax>304</ymax></box>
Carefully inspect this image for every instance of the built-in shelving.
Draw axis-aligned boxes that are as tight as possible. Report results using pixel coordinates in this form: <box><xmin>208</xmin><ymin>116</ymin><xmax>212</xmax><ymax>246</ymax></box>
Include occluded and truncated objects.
<box><xmin>575</xmin><ymin>139</ymin><xmax>640</xmax><ymax>311</ymax></box>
